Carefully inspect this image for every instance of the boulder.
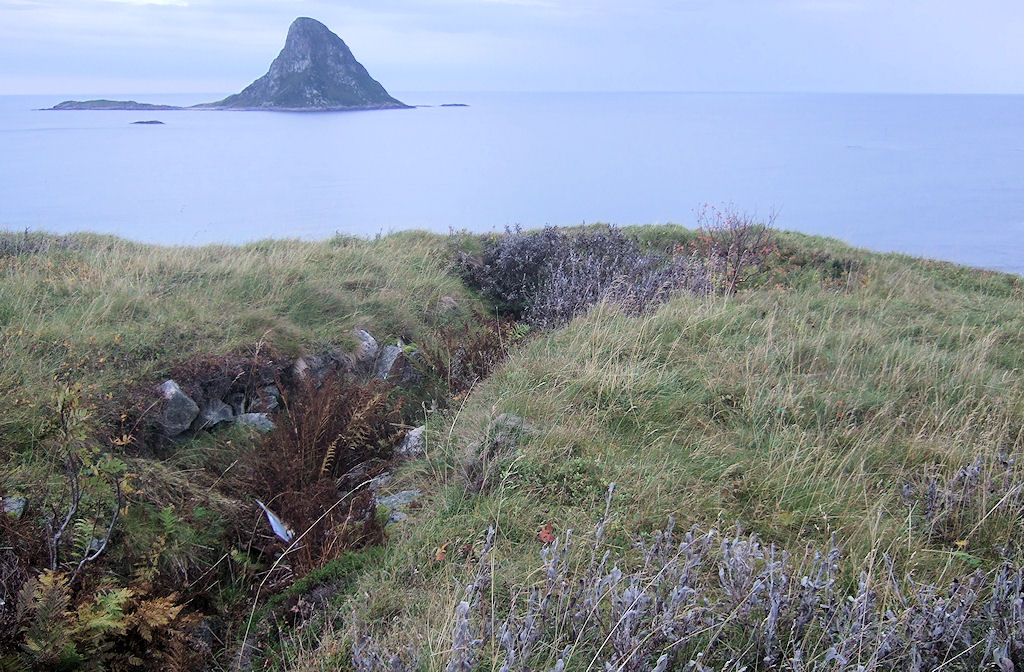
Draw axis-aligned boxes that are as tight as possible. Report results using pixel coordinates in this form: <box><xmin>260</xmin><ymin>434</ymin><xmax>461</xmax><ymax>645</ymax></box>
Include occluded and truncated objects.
<box><xmin>3</xmin><ymin>497</ymin><xmax>27</xmax><ymax>519</ymax></box>
<box><xmin>373</xmin><ymin>345</ymin><xmax>404</xmax><ymax>380</ymax></box>
<box><xmin>367</xmin><ymin>472</ymin><xmax>393</xmax><ymax>493</ymax></box>
<box><xmin>226</xmin><ymin>391</ymin><xmax>247</xmax><ymax>415</ymax></box>
<box><xmin>396</xmin><ymin>425</ymin><xmax>426</xmax><ymax>458</ymax></box>
<box><xmin>353</xmin><ymin>329</ymin><xmax>379</xmax><ymax>370</ymax></box>
<box><xmin>292</xmin><ymin>349</ymin><xmax>352</xmax><ymax>382</ymax></box>
<box><xmin>373</xmin><ymin>344</ymin><xmax>424</xmax><ymax>387</ymax></box>
<box><xmin>235</xmin><ymin>413</ymin><xmax>276</xmax><ymax>433</ymax></box>
<box><xmin>157</xmin><ymin>380</ymin><xmax>199</xmax><ymax>438</ymax></box>
<box><xmin>459</xmin><ymin>414</ymin><xmax>533</xmax><ymax>493</ymax></box>
<box><xmin>377</xmin><ymin>489</ymin><xmax>421</xmax><ymax>527</ymax></box>
<box><xmin>376</xmin><ymin>490</ymin><xmax>421</xmax><ymax>509</ymax></box>
<box><xmin>196</xmin><ymin>399</ymin><xmax>234</xmax><ymax>430</ymax></box>
<box><xmin>438</xmin><ymin>295</ymin><xmax>459</xmax><ymax>313</ymax></box>
<box><xmin>251</xmin><ymin>385</ymin><xmax>281</xmax><ymax>413</ymax></box>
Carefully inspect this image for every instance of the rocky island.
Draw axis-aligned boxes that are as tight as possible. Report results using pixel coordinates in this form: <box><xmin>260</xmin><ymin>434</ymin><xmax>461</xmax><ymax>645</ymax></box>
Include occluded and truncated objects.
<box><xmin>49</xmin><ymin>100</ymin><xmax>181</xmax><ymax>111</ymax></box>
<box><xmin>47</xmin><ymin>17</ymin><xmax>407</xmax><ymax>112</ymax></box>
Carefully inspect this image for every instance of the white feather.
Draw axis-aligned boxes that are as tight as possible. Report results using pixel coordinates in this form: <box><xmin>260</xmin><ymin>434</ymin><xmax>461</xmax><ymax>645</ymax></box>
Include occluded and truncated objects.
<box><xmin>255</xmin><ymin>499</ymin><xmax>294</xmax><ymax>542</ymax></box>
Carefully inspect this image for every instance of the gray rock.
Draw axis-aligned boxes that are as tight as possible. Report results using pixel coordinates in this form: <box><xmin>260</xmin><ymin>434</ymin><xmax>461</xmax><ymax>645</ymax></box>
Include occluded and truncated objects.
<box><xmin>196</xmin><ymin>399</ymin><xmax>234</xmax><ymax>430</ymax></box>
<box><xmin>374</xmin><ymin>345</ymin><xmax>404</xmax><ymax>380</ymax></box>
<box><xmin>459</xmin><ymin>413</ymin><xmax>533</xmax><ymax>493</ymax></box>
<box><xmin>158</xmin><ymin>380</ymin><xmax>199</xmax><ymax>437</ymax></box>
<box><xmin>291</xmin><ymin>354</ymin><xmax>319</xmax><ymax>381</ymax></box>
<box><xmin>235</xmin><ymin>413</ymin><xmax>276</xmax><ymax>433</ymax></box>
<box><xmin>226</xmin><ymin>391</ymin><xmax>247</xmax><ymax>415</ymax></box>
<box><xmin>438</xmin><ymin>295</ymin><xmax>459</xmax><ymax>313</ymax></box>
<box><xmin>2</xmin><ymin>497</ymin><xmax>27</xmax><ymax>519</ymax></box>
<box><xmin>367</xmin><ymin>472</ymin><xmax>393</xmax><ymax>493</ymax></box>
<box><xmin>396</xmin><ymin>425</ymin><xmax>426</xmax><ymax>458</ymax></box>
<box><xmin>190</xmin><ymin>618</ymin><xmax>218</xmax><ymax>652</ymax></box>
<box><xmin>494</xmin><ymin>413</ymin><xmax>528</xmax><ymax>432</ymax></box>
<box><xmin>293</xmin><ymin>349</ymin><xmax>351</xmax><ymax>382</ymax></box>
<box><xmin>250</xmin><ymin>385</ymin><xmax>280</xmax><ymax>413</ymax></box>
<box><xmin>377</xmin><ymin>490</ymin><xmax>421</xmax><ymax>509</ymax></box>
<box><xmin>353</xmin><ymin>329</ymin><xmax>379</xmax><ymax>369</ymax></box>
<box><xmin>404</xmin><ymin>349</ymin><xmax>426</xmax><ymax>386</ymax></box>
<box><xmin>379</xmin><ymin>489</ymin><xmax>421</xmax><ymax>527</ymax></box>
<box><xmin>198</xmin><ymin>17</ymin><xmax>408</xmax><ymax>111</ymax></box>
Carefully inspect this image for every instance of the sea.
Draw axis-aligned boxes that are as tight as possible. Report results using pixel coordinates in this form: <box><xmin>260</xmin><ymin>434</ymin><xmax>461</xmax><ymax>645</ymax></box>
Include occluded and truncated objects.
<box><xmin>1</xmin><ymin>91</ymin><xmax>1022</xmax><ymax>275</ymax></box>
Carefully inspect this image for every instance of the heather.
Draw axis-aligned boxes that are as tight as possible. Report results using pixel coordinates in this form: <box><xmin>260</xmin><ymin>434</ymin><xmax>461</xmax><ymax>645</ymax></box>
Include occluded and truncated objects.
<box><xmin>354</xmin><ymin>486</ymin><xmax>1024</xmax><ymax>672</ymax></box>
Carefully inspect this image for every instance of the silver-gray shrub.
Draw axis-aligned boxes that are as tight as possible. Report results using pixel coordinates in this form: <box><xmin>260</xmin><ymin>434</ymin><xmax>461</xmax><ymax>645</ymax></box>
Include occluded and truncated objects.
<box><xmin>354</xmin><ymin>484</ymin><xmax>1024</xmax><ymax>672</ymax></box>
<box><xmin>455</xmin><ymin>225</ymin><xmax>712</xmax><ymax>329</ymax></box>
<box><xmin>900</xmin><ymin>452</ymin><xmax>1024</xmax><ymax>545</ymax></box>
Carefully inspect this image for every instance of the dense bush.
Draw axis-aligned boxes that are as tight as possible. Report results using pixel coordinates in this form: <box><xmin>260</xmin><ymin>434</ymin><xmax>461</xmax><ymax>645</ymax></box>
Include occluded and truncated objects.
<box><xmin>455</xmin><ymin>225</ymin><xmax>712</xmax><ymax>328</ymax></box>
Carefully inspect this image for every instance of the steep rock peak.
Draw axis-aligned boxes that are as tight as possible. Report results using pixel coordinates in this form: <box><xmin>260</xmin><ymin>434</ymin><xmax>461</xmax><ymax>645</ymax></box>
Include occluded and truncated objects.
<box><xmin>203</xmin><ymin>17</ymin><xmax>407</xmax><ymax>111</ymax></box>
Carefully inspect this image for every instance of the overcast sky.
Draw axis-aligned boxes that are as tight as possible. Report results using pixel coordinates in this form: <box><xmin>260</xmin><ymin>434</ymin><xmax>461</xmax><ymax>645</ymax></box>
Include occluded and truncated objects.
<box><xmin>1</xmin><ymin>0</ymin><xmax>1022</xmax><ymax>95</ymax></box>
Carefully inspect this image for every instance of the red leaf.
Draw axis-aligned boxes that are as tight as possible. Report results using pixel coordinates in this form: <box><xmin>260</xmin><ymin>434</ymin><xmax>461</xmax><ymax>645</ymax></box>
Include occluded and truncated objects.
<box><xmin>538</xmin><ymin>523</ymin><xmax>555</xmax><ymax>544</ymax></box>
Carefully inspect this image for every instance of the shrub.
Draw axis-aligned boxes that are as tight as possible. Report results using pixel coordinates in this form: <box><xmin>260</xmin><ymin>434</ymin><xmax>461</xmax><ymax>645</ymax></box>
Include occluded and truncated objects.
<box><xmin>900</xmin><ymin>452</ymin><xmax>1024</xmax><ymax>550</ymax></box>
<box><xmin>694</xmin><ymin>204</ymin><xmax>777</xmax><ymax>294</ymax></box>
<box><xmin>455</xmin><ymin>226</ymin><xmax>712</xmax><ymax>329</ymax></box>
<box><xmin>0</xmin><ymin>229</ymin><xmax>76</xmax><ymax>257</ymax></box>
<box><xmin>454</xmin><ymin>226</ymin><xmax>564</xmax><ymax>318</ymax></box>
<box><xmin>355</xmin><ymin>484</ymin><xmax>1024</xmax><ymax>672</ymax></box>
<box><xmin>14</xmin><ymin>569</ymin><xmax>200</xmax><ymax>671</ymax></box>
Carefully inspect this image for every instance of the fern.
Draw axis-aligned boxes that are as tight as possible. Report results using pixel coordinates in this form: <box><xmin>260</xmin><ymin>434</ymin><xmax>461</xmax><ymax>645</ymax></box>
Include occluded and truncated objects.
<box><xmin>319</xmin><ymin>439</ymin><xmax>338</xmax><ymax>477</ymax></box>
<box><xmin>75</xmin><ymin>587</ymin><xmax>131</xmax><ymax>643</ymax></box>
<box><xmin>17</xmin><ymin>570</ymin><xmax>78</xmax><ymax>667</ymax></box>
<box><xmin>127</xmin><ymin>594</ymin><xmax>184</xmax><ymax>644</ymax></box>
<box><xmin>157</xmin><ymin>505</ymin><xmax>179</xmax><ymax>537</ymax></box>
<box><xmin>70</xmin><ymin>517</ymin><xmax>95</xmax><ymax>558</ymax></box>
<box><xmin>72</xmin><ymin>586</ymin><xmax>131</xmax><ymax>665</ymax></box>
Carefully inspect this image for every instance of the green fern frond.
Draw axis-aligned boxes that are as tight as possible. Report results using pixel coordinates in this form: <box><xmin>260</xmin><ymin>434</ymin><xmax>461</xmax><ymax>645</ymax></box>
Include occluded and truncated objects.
<box><xmin>74</xmin><ymin>587</ymin><xmax>132</xmax><ymax>645</ymax></box>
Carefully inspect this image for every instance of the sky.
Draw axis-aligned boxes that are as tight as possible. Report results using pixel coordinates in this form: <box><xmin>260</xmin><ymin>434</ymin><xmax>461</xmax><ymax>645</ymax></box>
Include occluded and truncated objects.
<box><xmin>0</xmin><ymin>0</ymin><xmax>1022</xmax><ymax>96</ymax></box>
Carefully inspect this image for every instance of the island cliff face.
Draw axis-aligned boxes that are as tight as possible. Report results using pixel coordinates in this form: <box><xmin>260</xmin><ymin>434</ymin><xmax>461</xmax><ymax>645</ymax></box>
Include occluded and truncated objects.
<box><xmin>48</xmin><ymin>17</ymin><xmax>406</xmax><ymax>112</ymax></box>
<box><xmin>202</xmin><ymin>17</ymin><xmax>407</xmax><ymax>111</ymax></box>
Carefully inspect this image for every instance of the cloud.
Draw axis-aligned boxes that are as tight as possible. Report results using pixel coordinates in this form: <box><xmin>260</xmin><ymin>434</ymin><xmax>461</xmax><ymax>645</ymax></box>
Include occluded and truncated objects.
<box><xmin>1</xmin><ymin>0</ymin><xmax>1023</xmax><ymax>94</ymax></box>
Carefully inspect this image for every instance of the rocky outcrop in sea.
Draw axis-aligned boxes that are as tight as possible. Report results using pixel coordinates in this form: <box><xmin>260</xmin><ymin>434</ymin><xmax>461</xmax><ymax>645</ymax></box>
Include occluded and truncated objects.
<box><xmin>47</xmin><ymin>17</ymin><xmax>406</xmax><ymax>113</ymax></box>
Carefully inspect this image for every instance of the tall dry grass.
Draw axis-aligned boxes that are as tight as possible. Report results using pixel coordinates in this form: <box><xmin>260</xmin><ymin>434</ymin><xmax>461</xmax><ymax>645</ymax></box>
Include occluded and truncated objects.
<box><xmin>336</xmin><ymin>234</ymin><xmax>1023</xmax><ymax>670</ymax></box>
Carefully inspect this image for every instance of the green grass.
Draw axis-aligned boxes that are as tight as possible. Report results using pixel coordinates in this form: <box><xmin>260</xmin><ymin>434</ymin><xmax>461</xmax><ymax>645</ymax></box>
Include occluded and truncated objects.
<box><xmin>2</xmin><ymin>226</ymin><xmax>1022</xmax><ymax>671</ymax></box>
<box><xmin>0</xmin><ymin>230</ymin><xmax>480</xmax><ymax>445</ymax></box>
<box><xmin>0</xmin><ymin>229</ymin><xmax>490</xmax><ymax>670</ymax></box>
<box><xmin>330</xmin><ymin>232</ymin><xmax>1024</xmax><ymax>666</ymax></box>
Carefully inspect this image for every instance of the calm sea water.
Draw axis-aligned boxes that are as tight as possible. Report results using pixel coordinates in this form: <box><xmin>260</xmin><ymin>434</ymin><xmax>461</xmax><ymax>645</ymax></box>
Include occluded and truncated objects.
<box><xmin>1</xmin><ymin>91</ymin><xmax>1022</xmax><ymax>274</ymax></box>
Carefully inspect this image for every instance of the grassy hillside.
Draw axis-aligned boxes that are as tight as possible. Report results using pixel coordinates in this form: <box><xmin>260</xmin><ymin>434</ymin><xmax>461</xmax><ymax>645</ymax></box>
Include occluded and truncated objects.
<box><xmin>316</xmin><ymin>229</ymin><xmax>1024</xmax><ymax>672</ymax></box>
<box><xmin>1</xmin><ymin>225</ymin><xmax>1022</xmax><ymax>671</ymax></box>
<box><xmin>0</xmin><ymin>230</ymin><xmax>495</xmax><ymax>670</ymax></box>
